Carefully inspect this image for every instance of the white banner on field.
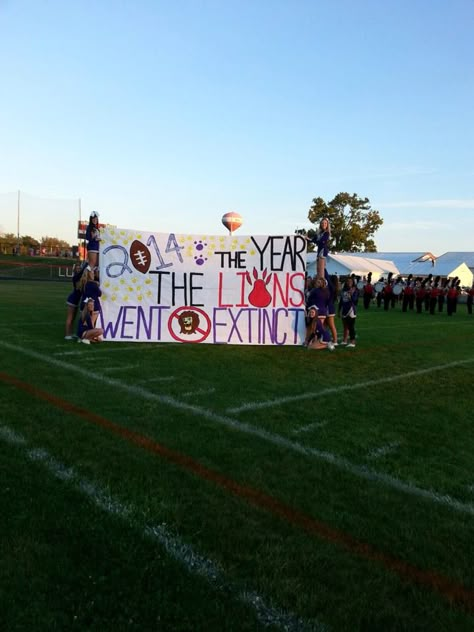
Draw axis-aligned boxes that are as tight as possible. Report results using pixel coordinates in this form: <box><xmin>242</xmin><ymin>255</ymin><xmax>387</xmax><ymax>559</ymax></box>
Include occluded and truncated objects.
<box><xmin>99</xmin><ymin>227</ymin><xmax>307</xmax><ymax>345</ymax></box>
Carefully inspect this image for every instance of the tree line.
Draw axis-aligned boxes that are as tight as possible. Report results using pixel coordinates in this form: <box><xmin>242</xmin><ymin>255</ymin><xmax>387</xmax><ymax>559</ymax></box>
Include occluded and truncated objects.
<box><xmin>0</xmin><ymin>233</ymin><xmax>73</xmax><ymax>256</ymax></box>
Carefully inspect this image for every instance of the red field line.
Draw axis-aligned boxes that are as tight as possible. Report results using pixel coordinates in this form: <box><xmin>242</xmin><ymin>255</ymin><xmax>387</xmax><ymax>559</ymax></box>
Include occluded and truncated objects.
<box><xmin>1</xmin><ymin>370</ymin><xmax>473</xmax><ymax>614</ymax></box>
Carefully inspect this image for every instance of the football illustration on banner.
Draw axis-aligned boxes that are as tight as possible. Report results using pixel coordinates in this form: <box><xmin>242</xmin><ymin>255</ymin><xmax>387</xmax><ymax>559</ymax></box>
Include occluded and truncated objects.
<box><xmin>221</xmin><ymin>211</ymin><xmax>243</xmax><ymax>235</ymax></box>
<box><xmin>130</xmin><ymin>239</ymin><xmax>152</xmax><ymax>274</ymax></box>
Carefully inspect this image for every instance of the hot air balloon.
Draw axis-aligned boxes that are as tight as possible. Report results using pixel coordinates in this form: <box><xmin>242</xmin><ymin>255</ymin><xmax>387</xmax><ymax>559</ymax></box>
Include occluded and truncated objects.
<box><xmin>221</xmin><ymin>211</ymin><xmax>243</xmax><ymax>235</ymax></box>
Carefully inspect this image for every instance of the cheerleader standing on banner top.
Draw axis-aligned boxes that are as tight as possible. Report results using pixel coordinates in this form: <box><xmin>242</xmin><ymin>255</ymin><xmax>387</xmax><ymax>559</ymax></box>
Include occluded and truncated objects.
<box><xmin>77</xmin><ymin>297</ymin><xmax>104</xmax><ymax>345</ymax></box>
<box><xmin>81</xmin><ymin>265</ymin><xmax>102</xmax><ymax>327</ymax></box>
<box><xmin>64</xmin><ymin>260</ymin><xmax>84</xmax><ymax>340</ymax></box>
<box><xmin>306</xmin><ymin>217</ymin><xmax>331</xmax><ymax>278</ymax></box>
<box><xmin>85</xmin><ymin>211</ymin><xmax>101</xmax><ymax>268</ymax></box>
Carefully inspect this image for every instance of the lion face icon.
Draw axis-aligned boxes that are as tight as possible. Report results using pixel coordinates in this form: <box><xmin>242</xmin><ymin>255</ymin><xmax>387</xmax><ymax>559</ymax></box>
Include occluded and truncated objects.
<box><xmin>178</xmin><ymin>310</ymin><xmax>200</xmax><ymax>335</ymax></box>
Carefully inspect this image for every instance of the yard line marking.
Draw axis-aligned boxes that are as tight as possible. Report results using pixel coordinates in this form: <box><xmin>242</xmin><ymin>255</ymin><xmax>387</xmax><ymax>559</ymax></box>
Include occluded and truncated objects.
<box><xmin>102</xmin><ymin>365</ymin><xmax>141</xmax><ymax>373</ymax></box>
<box><xmin>139</xmin><ymin>376</ymin><xmax>176</xmax><ymax>383</ymax></box>
<box><xmin>1</xmin><ymin>342</ymin><xmax>474</xmax><ymax>517</ymax></box>
<box><xmin>2</xmin><ymin>411</ymin><xmax>474</xmax><ymax>615</ymax></box>
<box><xmin>227</xmin><ymin>358</ymin><xmax>474</xmax><ymax>413</ymax></box>
<box><xmin>0</xmin><ymin>426</ymin><xmax>326</xmax><ymax>632</ymax></box>
<box><xmin>367</xmin><ymin>442</ymin><xmax>401</xmax><ymax>459</ymax></box>
<box><xmin>55</xmin><ymin>350</ymin><xmax>85</xmax><ymax>356</ymax></box>
<box><xmin>181</xmin><ymin>387</ymin><xmax>216</xmax><ymax>398</ymax></box>
<box><xmin>292</xmin><ymin>421</ymin><xmax>328</xmax><ymax>435</ymax></box>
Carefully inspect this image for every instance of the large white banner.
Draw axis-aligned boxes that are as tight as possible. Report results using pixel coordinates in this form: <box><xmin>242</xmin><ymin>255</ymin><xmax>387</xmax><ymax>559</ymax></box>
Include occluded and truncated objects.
<box><xmin>99</xmin><ymin>227</ymin><xmax>307</xmax><ymax>345</ymax></box>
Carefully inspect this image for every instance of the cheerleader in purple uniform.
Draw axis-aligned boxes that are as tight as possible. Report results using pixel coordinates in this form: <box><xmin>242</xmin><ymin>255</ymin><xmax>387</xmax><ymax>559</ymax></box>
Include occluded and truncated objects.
<box><xmin>81</xmin><ymin>266</ymin><xmax>102</xmax><ymax>327</ymax></box>
<box><xmin>306</xmin><ymin>218</ymin><xmax>331</xmax><ymax>278</ymax></box>
<box><xmin>77</xmin><ymin>298</ymin><xmax>104</xmax><ymax>344</ymax></box>
<box><xmin>325</xmin><ymin>271</ymin><xmax>339</xmax><ymax>345</ymax></box>
<box><xmin>305</xmin><ymin>277</ymin><xmax>334</xmax><ymax>350</ymax></box>
<box><xmin>304</xmin><ymin>305</ymin><xmax>334</xmax><ymax>351</ymax></box>
<box><xmin>85</xmin><ymin>211</ymin><xmax>101</xmax><ymax>268</ymax></box>
<box><xmin>64</xmin><ymin>260</ymin><xmax>84</xmax><ymax>340</ymax></box>
<box><xmin>338</xmin><ymin>277</ymin><xmax>358</xmax><ymax>347</ymax></box>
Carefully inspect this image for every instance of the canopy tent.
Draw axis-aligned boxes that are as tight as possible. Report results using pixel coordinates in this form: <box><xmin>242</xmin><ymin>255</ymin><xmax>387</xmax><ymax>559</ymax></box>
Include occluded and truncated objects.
<box><xmin>306</xmin><ymin>253</ymin><xmax>399</xmax><ymax>278</ymax></box>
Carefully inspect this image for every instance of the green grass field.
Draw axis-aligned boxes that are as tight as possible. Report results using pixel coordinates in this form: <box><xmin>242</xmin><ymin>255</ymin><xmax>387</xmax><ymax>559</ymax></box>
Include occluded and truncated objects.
<box><xmin>1</xmin><ymin>279</ymin><xmax>473</xmax><ymax>631</ymax></box>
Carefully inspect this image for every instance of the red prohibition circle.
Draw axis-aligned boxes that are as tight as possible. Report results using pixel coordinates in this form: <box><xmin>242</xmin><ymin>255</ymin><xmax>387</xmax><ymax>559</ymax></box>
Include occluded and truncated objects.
<box><xmin>168</xmin><ymin>306</ymin><xmax>212</xmax><ymax>343</ymax></box>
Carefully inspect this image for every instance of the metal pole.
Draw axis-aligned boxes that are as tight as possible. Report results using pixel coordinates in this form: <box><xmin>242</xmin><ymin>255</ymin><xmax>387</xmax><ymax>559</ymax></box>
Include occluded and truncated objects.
<box><xmin>17</xmin><ymin>190</ymin><xmax>20</xmax><ymax>255</ymax></box>
<box><xmin>78</xmin><ymin>198</ymin><xmax>82</xmax><ymax>259</ymax></box>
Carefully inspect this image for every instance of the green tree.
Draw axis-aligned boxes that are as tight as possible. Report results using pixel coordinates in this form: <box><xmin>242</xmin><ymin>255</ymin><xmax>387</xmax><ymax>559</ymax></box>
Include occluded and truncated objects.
<box><xmin>0</xmin><ymin>232</ymin><xmax>17</xmax><ymax>255</ymax></box>
<box><xmin>40</xmin><ymin>236</ymin><xmax>71</xmax><ymax>255</ymax></box>
<box><xmin>300</xmin><ymin>192</ymin><xmax>383</xmax><ymax>253</ymax></box>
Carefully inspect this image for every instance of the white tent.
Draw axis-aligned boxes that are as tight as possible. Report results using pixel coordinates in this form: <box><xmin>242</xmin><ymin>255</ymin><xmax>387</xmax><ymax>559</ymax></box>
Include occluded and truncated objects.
<box><xmin>306</xmin><ymin>253</ymin><xmax>399</xmax><ymax>278</ymax></box>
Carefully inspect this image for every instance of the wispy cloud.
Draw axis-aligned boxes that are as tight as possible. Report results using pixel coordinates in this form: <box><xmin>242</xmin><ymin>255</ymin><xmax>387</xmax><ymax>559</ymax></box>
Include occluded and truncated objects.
<box><xmin>383</xmin><ymin>220</ymin><xmax>449</xmax><ymax>231</ymax></box>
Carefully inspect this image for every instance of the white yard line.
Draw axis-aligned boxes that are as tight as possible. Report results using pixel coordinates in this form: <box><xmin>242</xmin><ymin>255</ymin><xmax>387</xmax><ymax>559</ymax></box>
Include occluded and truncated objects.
<box><xmin>140</xmin><ymin>376</ymin><xmax>176</xmax><ymax>383</ymax></box>
<box><xmin>0</xmin><ymin>425</ymin><xmax>326</xmax><ymax>632</ymax></box>
<box><xmin>181</xmin><ymin>387</ymin><xmax>216</xmax><ymax>398</ymax></box>
<box><xmin>227</xmin><ymin>358</ymin><xmax>474</xmax><ymax>414</ymax></box>
<box><xmin>102</xmin><ymin>365</ymin><xmax>141</xmax><ymax>373</ymax></box>
<box><xmin>367</xmin><ymin>442</ymin><xmax>401</xmax><ymax>459</ymax></box>
<box><xmin>292</xmin><ymin>421</ymin><xmax>328</xmax><ymax>435</ymax></box>
<box><xmin>1</xmin><ymin>340</ymin><xmax>474</xmax><ymax>517</ymax></box>
<box><xmin>55</xmin><ymin>350</ymin><xmax>85</xmax><ymax>356</ymax></box>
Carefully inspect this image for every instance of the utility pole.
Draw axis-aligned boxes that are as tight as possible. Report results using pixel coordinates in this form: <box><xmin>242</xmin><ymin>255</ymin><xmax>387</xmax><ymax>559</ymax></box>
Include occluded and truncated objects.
<box><xmin>16</xmin><ymin>190</ymin><xmax>20</xmax><ymax>255</ymax></box>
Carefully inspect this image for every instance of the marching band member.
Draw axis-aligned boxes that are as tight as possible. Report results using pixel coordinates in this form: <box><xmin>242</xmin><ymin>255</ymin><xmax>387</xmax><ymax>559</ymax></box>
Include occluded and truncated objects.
<box><xmin>429</xmin><ymin>276</ymin><xmax>440</xmax><ymax>315</ymax></box>
<box><xmin>424</xmin><ymin>273</ymin><xmax>433</xmax><ymax>312</ymax></box>
<box><xmin>467</xmin><ymin>283</ymin><xmax>474</xmax><ymax>315</ymax></box>
<box><xmin>415</xmin><ymin>279</ymin><xmax>425</xmax><ymax>314</ymax></box>
<box><xmin>383</xmin><ymin>272</ymin><xmax>393</xmax><ymax>311</ymax></box>
<box><xmin>446</xmin><ymin>278</ymin><xmax>460</xmax><ymax>316</ymax></box>
<box><xmin>438</xmin><ymin>278</ymin><xmax>448</xmax><ymax>312</ymax></box>
<box><xmin>402</xmin><ymin>274</ymin><xmax>414</xmax><ymax>312</ymax></box>
<box><xmin>363</xmin><ymin>272</ymin><xmax>374</xmax><ymax>310</ymax></box>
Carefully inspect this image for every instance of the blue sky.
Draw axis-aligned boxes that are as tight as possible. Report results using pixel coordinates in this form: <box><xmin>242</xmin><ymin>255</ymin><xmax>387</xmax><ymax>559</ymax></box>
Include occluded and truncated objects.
<box><xmin>1</xmin><ymin>0</ymin><xmax>473</xmax><ymax>254</ymax></box>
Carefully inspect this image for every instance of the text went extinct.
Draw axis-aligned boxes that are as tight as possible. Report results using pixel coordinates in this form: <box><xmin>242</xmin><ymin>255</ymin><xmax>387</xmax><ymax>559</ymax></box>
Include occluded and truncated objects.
<box><xmin>101</xmin><ymin>234</ymin><xmax>307</xmax><ymax>344</ymax></box>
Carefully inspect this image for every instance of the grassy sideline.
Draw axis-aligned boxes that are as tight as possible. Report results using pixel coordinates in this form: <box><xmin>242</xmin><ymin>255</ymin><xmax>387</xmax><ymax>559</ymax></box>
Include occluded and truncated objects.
<box><xmin>0</xmin><ymin>279</ymin><xmax>473</xmax><ymax>631</ymax></box>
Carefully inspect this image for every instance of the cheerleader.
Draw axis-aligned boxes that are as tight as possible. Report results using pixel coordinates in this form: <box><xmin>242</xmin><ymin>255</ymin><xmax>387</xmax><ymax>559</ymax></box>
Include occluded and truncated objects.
<box><xmin>338</xmin><ymin>277</ymin><xmax>358</xmax><ymax>347</ymax></box>
<box><xmin>307</xmin><ymin>217</ymin><xmax>331</xmax><ymax>278</ymax></box>
<box><xmin>77</xmin><ymin>298</ymin><xmax>104</xmax><ymax>344</ymax></box>
<box><xmin>85</xmin><ymin>211</ymin><xmax>101</xmax><ymax>267</ymax></box>
<box><xmin>325</xmin><ymin>272</ymin><xmax>339</xmax><ymax>345</ymax></box>
<box><xmin>64</xmin><ymin>260</ymin><xmax>84</xmax><ymax>339</ymax></box>
<box><xmin>81</xmin><ymin>265</ymin><xmax>102</xmax><ymax>327</ymax></box>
